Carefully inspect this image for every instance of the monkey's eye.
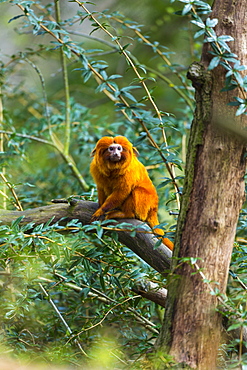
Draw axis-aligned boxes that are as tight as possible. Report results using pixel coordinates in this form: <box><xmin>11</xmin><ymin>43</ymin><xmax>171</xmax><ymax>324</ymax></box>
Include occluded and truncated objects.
<box><xmin>109</xmin><ymin>145</ymin><xmax>122</xmax><ymax>151</ymax></box>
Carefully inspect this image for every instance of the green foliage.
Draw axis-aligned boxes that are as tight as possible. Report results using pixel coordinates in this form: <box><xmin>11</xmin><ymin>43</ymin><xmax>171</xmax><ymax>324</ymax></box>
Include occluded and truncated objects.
<box><xmin>178</xmin><ymin>0</ymin><xmax>247</xmax><ymax>114</ymax></box>
<box><xmin>0</xmin><ymin>0</ymin><xmax>246</xmax><ymax>368</ymax></box>
<box><xmin>0</xmin><ymin>218</ymin><xmax>164</xmax><ymax>367</ymax></box>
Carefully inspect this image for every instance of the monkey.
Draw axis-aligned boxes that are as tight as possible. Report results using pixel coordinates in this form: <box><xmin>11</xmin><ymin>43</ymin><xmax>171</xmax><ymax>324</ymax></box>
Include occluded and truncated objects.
<box><xmin>90</xmin><ymin>136</ymin><xmax>174</xmax><ymax>250</ymax></box>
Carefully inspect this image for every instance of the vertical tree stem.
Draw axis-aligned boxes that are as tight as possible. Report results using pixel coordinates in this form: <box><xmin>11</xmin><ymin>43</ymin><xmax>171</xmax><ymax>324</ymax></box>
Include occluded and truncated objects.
<box><xmin>0</xmin><ymin>86</ymin><xmax>7</xmax><ymax>209</ymax></box>
<box><xmin>54</xmin><ymin>0</ymin><xmax>71</xmax><ymax>157</ymax></box>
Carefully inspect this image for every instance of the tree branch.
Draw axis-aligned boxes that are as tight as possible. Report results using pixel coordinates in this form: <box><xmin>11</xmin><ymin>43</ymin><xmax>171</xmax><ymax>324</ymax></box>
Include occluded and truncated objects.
<box><xmin>0</xmin><ymin>200</ymin><xmax>172</xmax><ymax>274</ymax></box>
<box><xmin>132</xmin><ymin>281</ymin><xmax>167</xmax><ymax>308</ymax></box>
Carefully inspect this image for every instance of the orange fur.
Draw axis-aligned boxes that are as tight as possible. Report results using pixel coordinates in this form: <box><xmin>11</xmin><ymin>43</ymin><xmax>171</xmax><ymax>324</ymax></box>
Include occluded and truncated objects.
<box><xmin>90</xmin><ymin>136</ymin><xmax>173</xmax><ymax>250</ymax></box>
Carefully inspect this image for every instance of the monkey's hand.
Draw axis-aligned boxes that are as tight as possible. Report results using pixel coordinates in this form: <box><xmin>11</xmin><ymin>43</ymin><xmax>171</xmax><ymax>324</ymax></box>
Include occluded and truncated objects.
<box><xmin>91</xmin><ymin>208</ymin><xmax>105</xmax><ymax>222</ymax></box>
<box><xmin>91</xmin><ymin>207</ymin><xmax>125</xmax><ymax>222</ymax></box>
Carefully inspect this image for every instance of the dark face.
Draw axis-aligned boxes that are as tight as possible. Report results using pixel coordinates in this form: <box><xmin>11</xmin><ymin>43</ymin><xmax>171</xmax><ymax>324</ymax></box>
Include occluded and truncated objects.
<box><xmin>107</xmin><ymin>143</ymin><xmax>123</xmax><ymax>162</ymax></box>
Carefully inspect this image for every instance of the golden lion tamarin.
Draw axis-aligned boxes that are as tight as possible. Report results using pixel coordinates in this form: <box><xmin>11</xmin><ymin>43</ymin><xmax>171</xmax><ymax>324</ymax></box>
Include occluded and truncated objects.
<box><xmin>90</xmin><ymin>136</ymin><xmax>173</xmax><ymax>250</ymax></box>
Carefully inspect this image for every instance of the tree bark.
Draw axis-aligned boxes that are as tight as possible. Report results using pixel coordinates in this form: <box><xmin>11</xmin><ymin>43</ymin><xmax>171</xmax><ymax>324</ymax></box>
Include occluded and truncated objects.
<box><xmin>156</xmin><ymin>0</ymin><xmax>247</xmax><ymax>369</ymax></box>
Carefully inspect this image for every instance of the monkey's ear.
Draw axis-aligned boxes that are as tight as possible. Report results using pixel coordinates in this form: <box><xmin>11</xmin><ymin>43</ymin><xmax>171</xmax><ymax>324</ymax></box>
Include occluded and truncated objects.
<box><xmin>133</xmin><ymin>146</ymin><xmax>139</xmax><ymax>156</ymax></box>
<box><xmin>91</xmin><ymin>147</ymin><xmax>96</xmax><ymax>157</ymax></box>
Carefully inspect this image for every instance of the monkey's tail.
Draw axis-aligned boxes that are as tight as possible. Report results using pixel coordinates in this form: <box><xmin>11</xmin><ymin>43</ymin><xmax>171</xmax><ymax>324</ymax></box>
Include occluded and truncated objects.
<box><xmin>147</xmin><ymin>210</ymin><xmax>174</xmax><ymax>251</ymax></box>
<box><xmin>153</xmin><ymin>227</ymin><xmax>174</xmax><ymax>251</ymax></box>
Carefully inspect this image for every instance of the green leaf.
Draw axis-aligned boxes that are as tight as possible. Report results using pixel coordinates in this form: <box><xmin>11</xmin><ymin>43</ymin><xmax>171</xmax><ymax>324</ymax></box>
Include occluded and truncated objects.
<box><xmin>8</xmin><ymin>14</ymin><xmax>25</xmax><ymax>23</ymax></box>
<box><xmin>96</xmin><ymin>223</ymin><xmax>104</xmax><ymax>239</ymax></box>
<box><xmin>190</xmin><ymin>257</ymin><xmax>198</xmax><ymax>265</ymax></box>
<box><xmin>236</xmin><ymin>104</ymin><xmax>247</xmax><ymax>116</ymax></box>
<box><xmin>194</xmin><ymin>29</ymin><xmax>206</xmax><ymax>39</ymax></box>
<box><xmin>206</xmin><ymin>18</ymin><xmax>218</xmax><ymax>28</ymax></box>
<box><xmin>208</xmin><ymin>56</ymin><xmax>220</xmax><ymax>70</ymax></box>
<box><xmin>108</xmin><ymin>74</ymin><xmax>122</xmax><ymax>80</ymax></box>
<box><xmin>227</xmin><ymin>322</ymin><xmax>244</xmax><ymax>331</ymax></box>
<box><xmin>191</xmin><ymin>19</ymin><xmax>205</xmax><ymax>29</ymax></box>
<box><xmin>182</xmin><ymin>3</ymin><xmax>192</xmax><ymax>15</ymax></box>
<box><xmin>11</xmin><ymin>216</ymin><xmax>24</xmax><ymax>229</ymax></box>
<box><xmin>112</xmin><ymin>275</ymin><xmax>122</xmax><ymax>290</ymax></box>
<box><xmin>82</xmin><ymin>70</ymin><xmax>92</xmax><ymax>83</ymax></box>
<box><xmin>99</xmin><ymin>274</ymin><xmax>105</xmax><ymax>291</ymax></box>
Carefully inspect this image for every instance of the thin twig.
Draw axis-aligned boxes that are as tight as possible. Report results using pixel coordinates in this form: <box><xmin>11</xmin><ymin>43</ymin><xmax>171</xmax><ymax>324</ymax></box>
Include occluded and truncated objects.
<box><xmin>0</xmin><ymin>86</ymin><xmax>7</xmax><ymax>210</ymax></box>
<box><xmin>54</xmin><ymin>0</ymin><xmax>71</xmax><ymax>156</ymax></box>
<box><xmin>39</xmin><ymin>275</ymin><xmax>159</xmax><ymax>335</ymax></box>
<box><xmin>0</xmin><ymin>130</ymin><xmax>56</xmax><ymax>147</ymax></box>
<box><xmin>73</xmin><ymin>295</ymin><xmax>142</xmax><ymax>337</ymax></box>
<box><xmin>38</xmin><ymin>283</ymin><xmax>88</xmax><ymax>356</ymax></box>
<box><xmin>111</xmin><ymin>15</ymin><xmax>193</xmax><ymax>100</ymax></box>
<box><xmin>0</xmin><ymin>172</ymin><xmax>23</xmax><ymax>211</ymax></box>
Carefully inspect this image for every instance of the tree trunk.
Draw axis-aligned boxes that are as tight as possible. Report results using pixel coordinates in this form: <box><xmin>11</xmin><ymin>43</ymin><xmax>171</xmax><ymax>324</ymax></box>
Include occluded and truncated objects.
<box><xmin>156</xmin><ymin>0</ymin><xmax>247</xmax><ymax>369</ymax></box>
